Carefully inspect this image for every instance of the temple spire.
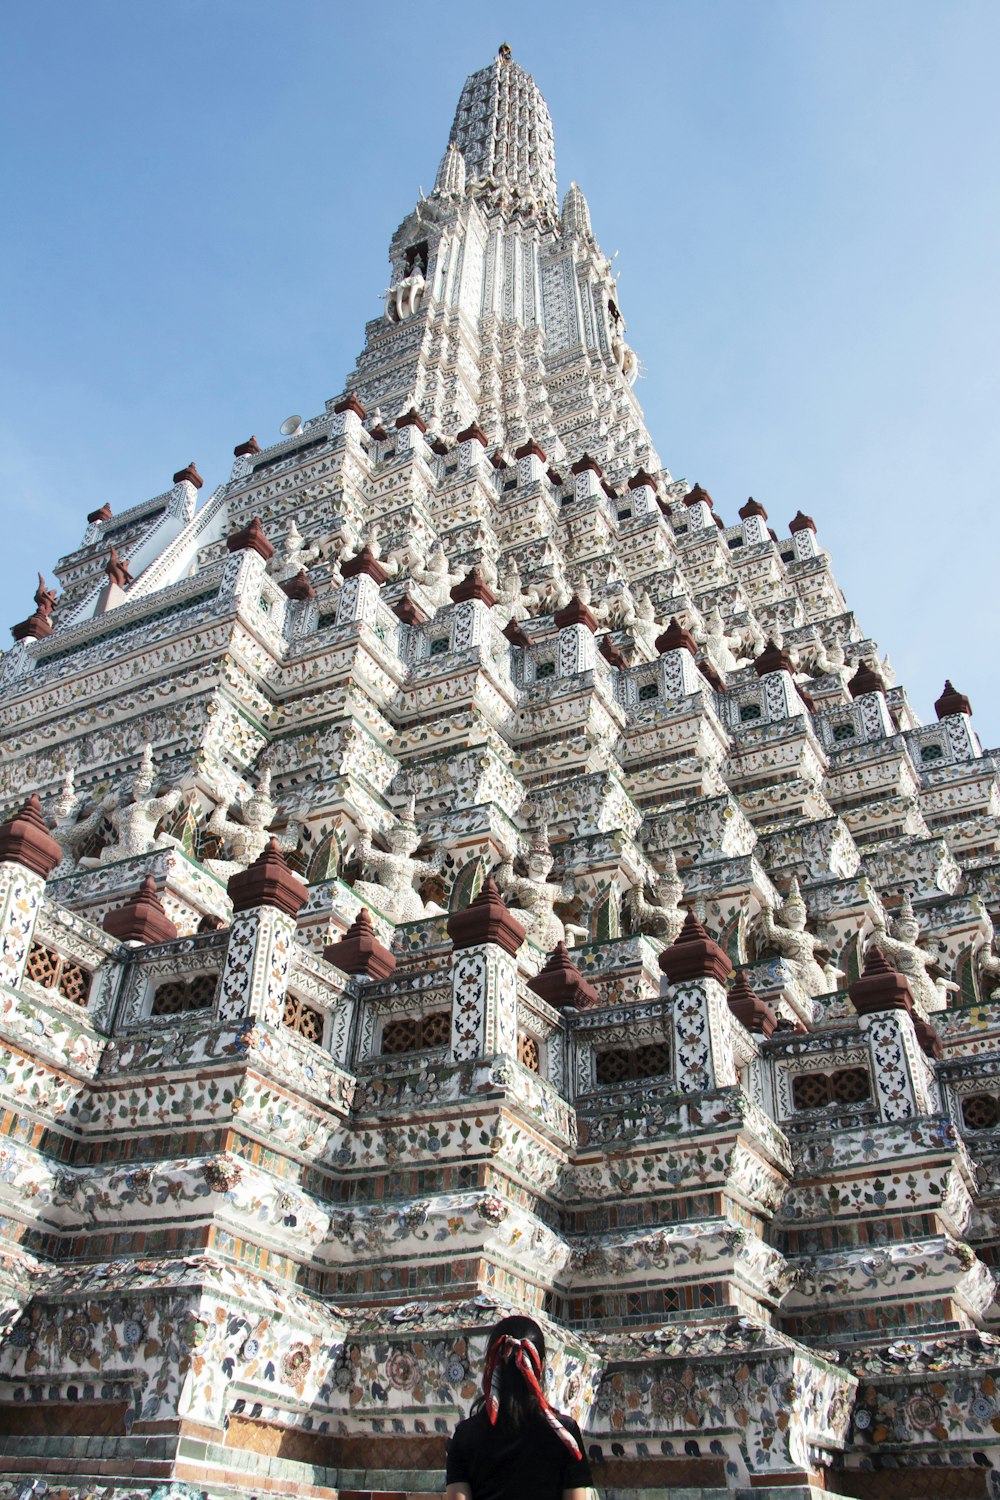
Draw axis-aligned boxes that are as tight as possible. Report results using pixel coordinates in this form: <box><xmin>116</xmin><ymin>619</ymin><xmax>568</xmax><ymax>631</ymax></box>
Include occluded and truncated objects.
<box><xmin>447</xmin><ymin>46</ymin><xmax>558</xmax><ymax>216</ymax></box>
<box><xmin>434</xmin><ymin>142</ymin><xmax>466</xmax><ymax>197</ymax></box>
<box><xmin>561</xmin><ymin>181</ymin><xmax>593</xmax><ymax>240</ymax></box>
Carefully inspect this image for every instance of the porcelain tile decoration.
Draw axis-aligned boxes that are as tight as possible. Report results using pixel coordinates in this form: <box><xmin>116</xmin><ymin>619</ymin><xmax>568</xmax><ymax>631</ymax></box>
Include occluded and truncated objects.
<box><xmin>0</xmin><ymin>43</ymin><xmax>998</xmax><ymax>1500</ymax></box>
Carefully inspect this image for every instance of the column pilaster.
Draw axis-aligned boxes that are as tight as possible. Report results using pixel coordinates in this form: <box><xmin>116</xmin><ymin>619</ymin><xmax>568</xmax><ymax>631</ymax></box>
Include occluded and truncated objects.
<box><xmin>0</xmin><ymin>796</ymin><xmax>62</xmax><ymax>989</ymax></box>
<box><xmin>447</xmin><ymin>875</ymin><xmax>525</xmax><ymax>1062</ymax></box>
<box><xmin>219</xmin><ymin>839</ymin><xmax>308</xmax><ymax>1028</ymax></box>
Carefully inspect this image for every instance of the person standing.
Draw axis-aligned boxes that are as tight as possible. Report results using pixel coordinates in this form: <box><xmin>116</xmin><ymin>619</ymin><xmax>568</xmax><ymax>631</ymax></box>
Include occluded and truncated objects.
<box><xmin>445</xmin><ymin>1315</ymin><xmax>593</xmax><ymax>1500</ymax></box>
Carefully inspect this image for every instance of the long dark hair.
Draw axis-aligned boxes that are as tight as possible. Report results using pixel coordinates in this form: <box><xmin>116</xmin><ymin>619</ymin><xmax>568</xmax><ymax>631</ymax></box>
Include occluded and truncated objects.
<box><xmin>470</xmin><ymin>1315</ymin><xmax>547</xmax><ymax>1434</ymax></box>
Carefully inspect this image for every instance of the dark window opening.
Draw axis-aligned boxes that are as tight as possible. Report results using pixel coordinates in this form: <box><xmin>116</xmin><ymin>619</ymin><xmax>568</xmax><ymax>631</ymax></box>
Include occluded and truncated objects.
<box><xmin>404</xmin><ymin>241</ymin><xmax>429</xmax><ymax>275</ymax></box>
<box><xmin>963</xmin><ymin>1093</ymin><xmax>999</xmax><ymax>1130</ymax></box>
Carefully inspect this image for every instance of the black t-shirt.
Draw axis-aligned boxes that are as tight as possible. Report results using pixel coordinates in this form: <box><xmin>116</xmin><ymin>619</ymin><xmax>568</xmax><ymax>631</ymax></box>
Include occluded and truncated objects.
<box><xmin>445</xmin><ymin>1407</ymin><xmax>592</xmax><ymax>1500</ymax></box>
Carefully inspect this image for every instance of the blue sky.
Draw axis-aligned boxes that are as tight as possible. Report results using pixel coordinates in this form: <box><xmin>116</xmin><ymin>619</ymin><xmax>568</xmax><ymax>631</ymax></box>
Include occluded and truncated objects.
<box><xmin>3</xmin><ymin>1</ymin><xmax>998</xmax><ymax>742</ymax></box>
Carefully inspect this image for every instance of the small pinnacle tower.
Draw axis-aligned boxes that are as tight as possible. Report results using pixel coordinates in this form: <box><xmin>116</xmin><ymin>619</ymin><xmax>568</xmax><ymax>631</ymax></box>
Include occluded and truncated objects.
<box><xmin>0</xmin><ymin>43</ymin><xmax>998</xmax><ymax>1500</ymax></box>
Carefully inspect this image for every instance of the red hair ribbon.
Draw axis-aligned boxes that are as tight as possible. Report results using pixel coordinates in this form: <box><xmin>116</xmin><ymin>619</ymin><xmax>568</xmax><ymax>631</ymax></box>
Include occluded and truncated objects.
<box><xmin>482</xmin><ymin>1333</ymin><xmax>582</xmax><ymax>1459</ymax></box>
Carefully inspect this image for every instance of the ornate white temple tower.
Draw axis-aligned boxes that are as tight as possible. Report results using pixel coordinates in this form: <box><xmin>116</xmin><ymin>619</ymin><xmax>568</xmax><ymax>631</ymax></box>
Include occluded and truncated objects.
<box><xmin>0</xmin><ymin>45</ymin><xmax>999</xmax><ymax>1500</ymax></box>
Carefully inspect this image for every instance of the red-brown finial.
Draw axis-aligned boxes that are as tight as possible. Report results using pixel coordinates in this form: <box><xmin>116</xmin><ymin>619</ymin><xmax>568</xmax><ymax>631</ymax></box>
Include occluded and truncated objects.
<box><xmin>226</xmin><ymin>516</ymin><xmax>275</xmax><ymax>562</ymax></box>
<box><xmin>659</xmin><ymin>910</ymin><xmax>732</xmax><ymax>986</ymax></box>
<box><xmin>172</xmin><ymin>462</ymin><xmax>203</xmax><ymax>489</ymax></box>
<box><xmin>325</xmin><ymin>907</ymin><xmax>396</xmax><ymax>979</ymax></box>
<box><xmin>754</xmin><ymin>639</ymin><xmax>794</xmax><ymax>677</ymax></box>
<box><xmin>849</xmin><ymin>944</ymin><xmax>915</xmax><ymax>1015</ymax></box>
<box><xmin>280</xmin><ymin>569</ymin><xmax>316</xmax><ymax>602</ymax></box>
<box><xmin>11</xmin><ymin>575</ymin><xmax>58</xmax><ymax>641</ymax></box>
<box><xmin>341</xmin><ymin>545</ymin><xmax>388</xmax><ymax>584</ymax></box>
<box><xmin>447</xmin><ymin>874</ymin><xmax>526</xmax><ymax>956</ymax></box>
<box><xmin>554</xmin><ymin>594</ymin><xmax>598</xmax><ymax>633</ymax></box>
<box><xmin>655</xmin><ymin>617</ymin><xmax>697</xmax><ymax>656</ymax></box>
<box><xmin>103</xmin><ymin>875</ymin><xmax>179</xmax><ymax>945</ymax></box>
<box><xmin>451</xmin><ymin>568</ymin><xmax>498</xmax><ymax>607</ymax></box>
<box><xmin>333</xmin><ymin>393</ymin><xmax>367</xmax><ymax>421</ymax></box>
<box><xmin>684</xmin><ymin>482</ymin><xmax>714</xmax><ymax>509</ymax></box>
<box><xmin>848</xmin><ymin>660</ymin><xmax>885</xmax><ymax>699</ymax></box>
<box><xmin>503</xmin><ymin>617</ymin><xmax>531</xmax><ymax>649</ymax></box>
<box><xmin>570</xmin><ymin>453</ymin><xmax>604</xmax><ymax>477</ymax></box>
<box><xmin>727</xmin><ymin>969</ymin><xmax>777</xmax><ymax>1037</ymax></box>
<box><xmin>528</xmin><ymin>941</ymin><xmax>599</xmax><ymax>1011</ymax></box>
<box><xmin>738</xmin><ymin>496</ymin><xmax>768</xmax><ymax>521</ymax></box>
<box><xmin>599</xmin><ymin>634</ymin><xmax>628</xmax><ymax>669</ymax></box>
<box><xmin>934</xmin><ymin>680</ymin><xmax>972</xmax><ymax>720</ymax></box>
<box><xmin>227</xmin><ymin>838</ymin><xmax>308</xmax><ymax>918</ymax></box>
<box><xmin>0</xmin><ymin>795</ymin><xmax>62</xmax><ymax>878</ymax></box>
<box><xmin>393</xmin><ymin>593</ymin><xmax>430</xmax><ymax>626</ymax></box>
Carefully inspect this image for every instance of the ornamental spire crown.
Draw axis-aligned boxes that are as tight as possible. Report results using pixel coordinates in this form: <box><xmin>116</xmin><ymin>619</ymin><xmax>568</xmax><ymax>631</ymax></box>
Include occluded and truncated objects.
<box><xmin>434</xmin><ymin>142</ymin><xmax>466</xmax><ymax>197</ymax></box>
<box><xmin>447</xmin><ymin>45</ymin><xmax>558</xmax><ymax>216</ymax></box>
<box><xmin>561</xmin><ymin>181</ymin><xmax>593</xmax><ymax>240</ymax></box>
